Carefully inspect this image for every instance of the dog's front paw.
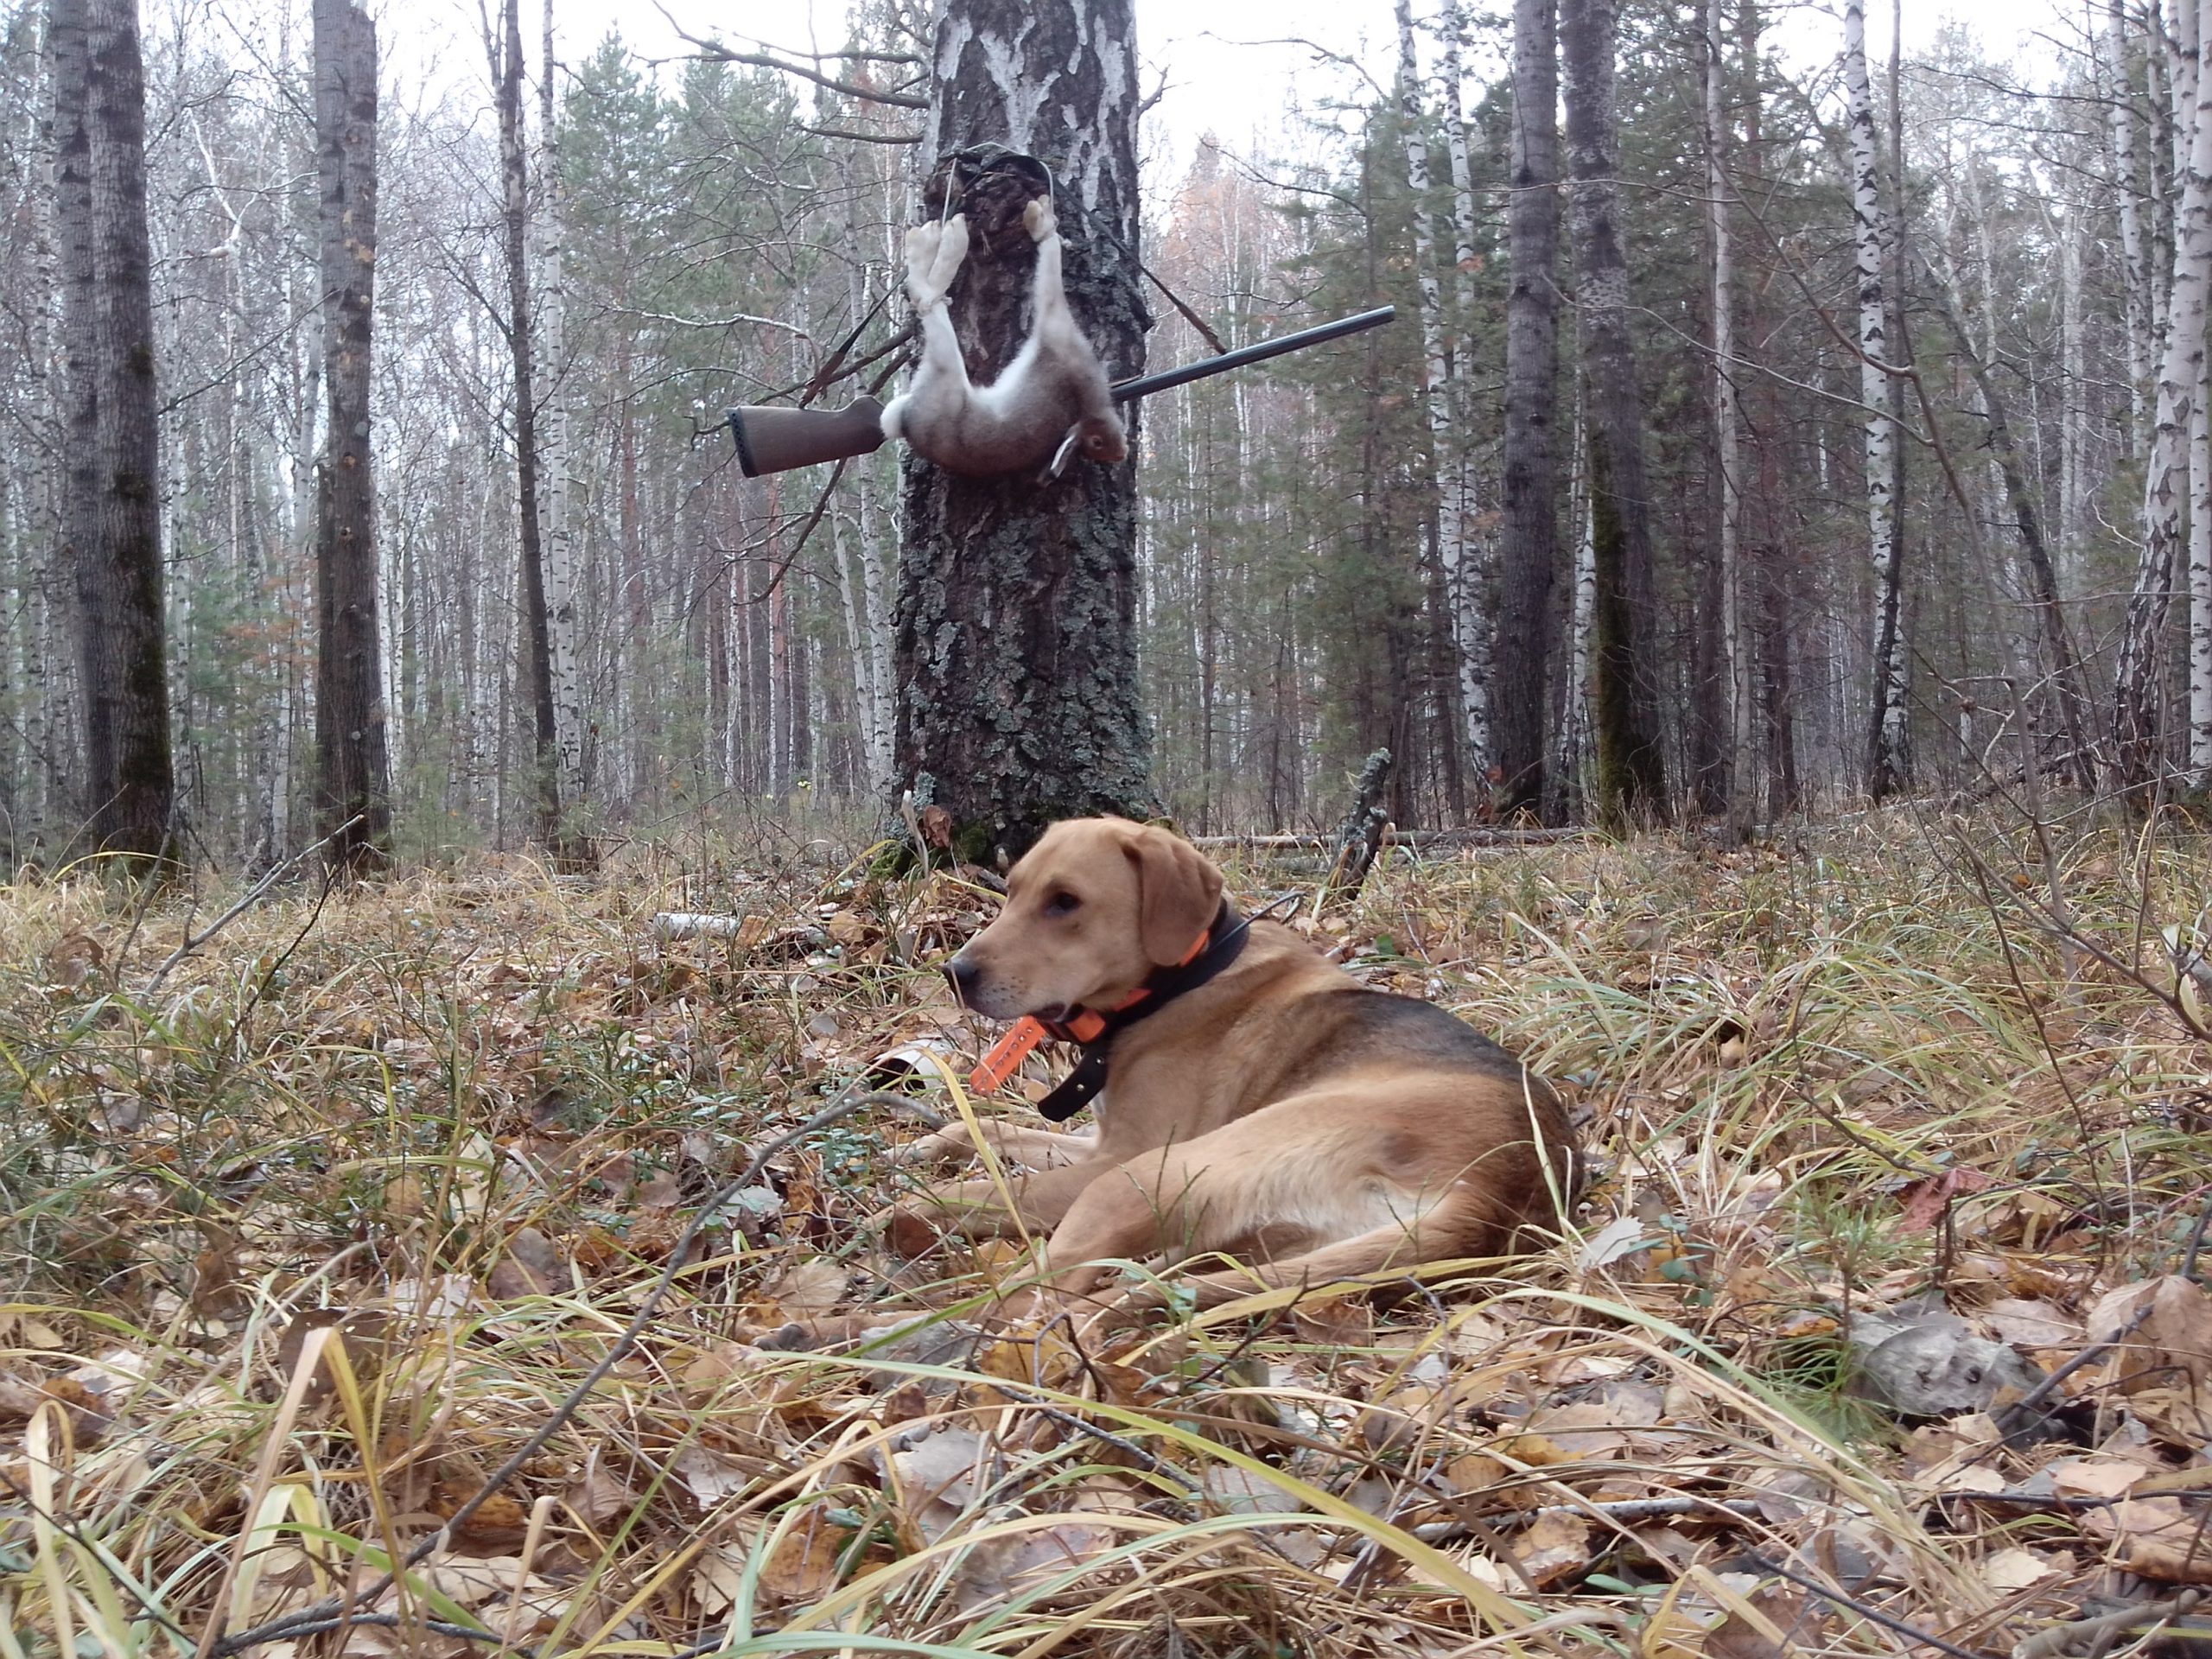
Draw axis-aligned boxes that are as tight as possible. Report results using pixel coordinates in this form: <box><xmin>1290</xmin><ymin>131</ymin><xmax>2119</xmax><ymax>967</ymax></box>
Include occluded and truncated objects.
<box><xmin>887</xmin><ymin>1125</ymin><xmax>976</xmax><ymax>1170</ymax></box>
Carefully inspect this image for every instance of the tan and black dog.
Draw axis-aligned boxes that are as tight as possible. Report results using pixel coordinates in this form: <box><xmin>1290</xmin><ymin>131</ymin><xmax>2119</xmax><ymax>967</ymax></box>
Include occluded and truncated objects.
<box><xmin>893</xmin><ymin>817</ymin><xmax>1574</xmax><ymax>1317</ymax></box>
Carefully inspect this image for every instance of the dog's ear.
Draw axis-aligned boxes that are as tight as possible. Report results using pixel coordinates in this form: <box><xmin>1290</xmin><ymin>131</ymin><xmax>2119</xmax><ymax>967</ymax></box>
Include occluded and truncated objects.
<box><xmin>1125</xmin><ymin>828</ymin><xmax>1223</xmax><ymax>966</ymax></box>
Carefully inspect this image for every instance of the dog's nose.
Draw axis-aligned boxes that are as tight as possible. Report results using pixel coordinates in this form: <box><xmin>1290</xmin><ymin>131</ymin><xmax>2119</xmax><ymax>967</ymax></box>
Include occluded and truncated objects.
<box><xmin>945</xmin><ymin>955</ymin><xmax>979</xmax><ymax>1006</ymax></box>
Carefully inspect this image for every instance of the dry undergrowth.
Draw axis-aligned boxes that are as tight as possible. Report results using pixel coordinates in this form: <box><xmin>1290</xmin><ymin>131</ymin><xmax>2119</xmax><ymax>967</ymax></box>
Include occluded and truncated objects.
<box><xmin>2</xmin><ymin>810</ymin><xmax>2210</xmax><ymax>1659</ymax></box>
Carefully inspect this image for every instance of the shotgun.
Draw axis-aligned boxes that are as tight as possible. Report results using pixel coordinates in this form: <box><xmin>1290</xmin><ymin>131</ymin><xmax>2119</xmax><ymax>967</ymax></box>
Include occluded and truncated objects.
<box><xmin>727</xmin><ymin>304</ymin><xmax>1396</xmax><ymax>478</ymax></box>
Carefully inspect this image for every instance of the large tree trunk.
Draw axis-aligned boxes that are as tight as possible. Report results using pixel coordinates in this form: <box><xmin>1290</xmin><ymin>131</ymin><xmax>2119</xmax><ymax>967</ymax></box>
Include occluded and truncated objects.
<box><xmin>1846</xmin><ymin>0</ymin><xmax>1908</xmax><ymax>800</ymax></box>
<box><xmin>311</xmin><ymin>0</ymin><xmax>390</xmax><ymax>870</ymax></box>
<box><xmin>2117</xmin><ymin>0</ymin><xmax>2212</xmax><ymax>798</ymax></box>
<box><xmin>57</xmin><ymin>0</ymin><xmax>174</xmax><ymax>863</ymax></box>
<box><xmin>490</xmin><ymin>0</ymin><xmax>567</xmax><ymax>855</ymax></box>
<box><xmin>1496</xmin><ymin>0</ymin><xmax>1560</xmax><ymax>819</ymax></box>
<box><xmin>891</xmin><ymin>0</ymin><xmax>1153</xmax><ymax>865</ymax></box>
<box><xmin>1560</xmin><ymin>0</ymin><xmax>1667</xmax><ymax>827</ymax></box>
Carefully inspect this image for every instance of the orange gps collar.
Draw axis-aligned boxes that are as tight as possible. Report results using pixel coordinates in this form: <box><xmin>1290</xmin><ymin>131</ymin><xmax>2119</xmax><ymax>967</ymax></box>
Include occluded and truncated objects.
<box><xmin>967</xmin><ymin>900</ymin><xmax>1247</xmax><ymax>1121</ymax></box>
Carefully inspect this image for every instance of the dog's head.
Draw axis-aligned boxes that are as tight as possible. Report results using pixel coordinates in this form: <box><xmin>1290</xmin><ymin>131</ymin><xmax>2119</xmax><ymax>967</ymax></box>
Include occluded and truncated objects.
<box><xmin>944</xmin><ymin>818</ymin><xmax>1224</xmax><ymax>1022</ymax></box>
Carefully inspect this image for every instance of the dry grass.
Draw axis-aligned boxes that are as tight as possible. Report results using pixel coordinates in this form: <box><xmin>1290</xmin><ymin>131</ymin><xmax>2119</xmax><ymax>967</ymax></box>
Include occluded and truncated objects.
<box><xmin>2</xmin><ymin>810</ymin><xmax>2209</xmax><ymax>1658</ymax></box>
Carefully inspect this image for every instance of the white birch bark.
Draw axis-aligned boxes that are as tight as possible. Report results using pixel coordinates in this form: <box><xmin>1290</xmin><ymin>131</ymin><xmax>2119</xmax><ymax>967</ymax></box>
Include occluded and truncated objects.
<box><xmin>2109</xmin><ymin>0</ymin><xmax>2153</xmax><ymax>448</ymax></box>
<box><xmin>1705</xmin><ymin>0</ymin><xmax>1751</xmax><ymax>819</ymax></box>
<box><xmin>1395</xmin><ymin>0</ymin><xmax>1490</xmax><ymax>779</ymax></box>
<box><xmin>1846</xmin><ymin>0</ymin><xmax>1907</xmax><ymax>797</ymax></box>
<box><xmin>537</xmin><ymin>0</ymin><xmax>584</xmax><ymax>809</ymax></box>
<box><xmin>2120</xmin><ymin>0</ymin><xmax>2212</xmax><ymax>785</ymax></box>
<box><xmin>2193</xmin><ymin>338</ymin><xmax>2212</xmax><ymax>780</ymax></box>
<box><xmin>1559</xmin><ymin>378</ymin><xmax>1597</xmax><ymax>799</ymax></box>
<box><xmin>2059</xmin><ymin>204</ymin><xmax>2086</xmax><ymax>593</ymax></box>
<box><xmin>1440</xmin><ymin>3</ymin><xmax>1492</xmax><ymax>778</ymax></box>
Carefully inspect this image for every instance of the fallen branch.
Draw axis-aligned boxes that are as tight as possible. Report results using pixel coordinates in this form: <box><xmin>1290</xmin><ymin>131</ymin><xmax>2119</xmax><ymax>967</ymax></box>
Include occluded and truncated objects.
<box><xmin>1191</xmin><ymin>826</ymin><xmax>1587</xmax><ymax>851</ymax></box>
<box><xmin>2012</xmin><ymin>1590</ymin><xmax>2205</xmax><ymax>1659</ymax></box>
<box><xmin>1995</xmin><ymin>1300</ymin><xmax>2156</xmax><ymax>1442</ymax></box>
<box><xmin>1741</xmin><ymin>1553</ymin><xmax>1993</xmax><ymax>1659</ymax></box>
<box><xmin>143</xmin><ymin>816</ymin><xmax>363</xmax><ymax>997</ymax></box>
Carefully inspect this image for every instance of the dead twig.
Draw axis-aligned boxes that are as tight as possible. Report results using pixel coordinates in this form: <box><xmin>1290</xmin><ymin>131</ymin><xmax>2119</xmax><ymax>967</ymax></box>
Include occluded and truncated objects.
<box><xmin>2012</xmin><ymin>1590</ymin><xmax>2205</xmax><ymax>1659</ymax></box>
<box><xmin>142</xmin><ymin>816</ymin><xmax>363</xmax><ymax>997</ymax></box>
<box><xmin>1995</xmin><ymin>1291</ymin><xmax>2158</xmax><ymax>1442</ymax></box>
<box><xmin>1741</xmin><ymin>1553</ymin><xmax>1995</xmax><ymax>1659</ymax></box>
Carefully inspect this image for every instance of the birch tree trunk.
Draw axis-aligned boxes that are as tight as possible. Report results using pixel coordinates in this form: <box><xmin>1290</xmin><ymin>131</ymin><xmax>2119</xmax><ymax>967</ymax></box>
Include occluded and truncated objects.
<box><xmin>1440</xmin><ymin>3</ymin><xmax>1491</xmax><ymax>788</ymax></box>
<box><xmin>2117</xmin><ymin>0</ymin><xmax>2212</xmax><ymax>797</ymax></box>
<box><xmin>537</xmin><ymin>0</ymin><xmax>584</xmax><ymax>810</ymax></box>
<box><xmin>1705</xmin><ymin>0</ymin><xmax>1750</xmax><ymax>826</ymax></box>
<box><xmin>1550</xmin><ymin>372</ymin><xmax>1595</xmax><ymax>820</ymax></box>
<box><xmin>1395</xmin><ymin>0</ymin><xmax>1486</xmax><ymax>791</ymax></box>
<box><xmin>892</xmin><ymin>0</ymin><xmax>1154</xmax><ymax>862</ymax></box>
<box><xmin>1496</xmin><ymin>0</ymin><xmax>1560</xmax><ymax>817</ymax></box>
<box><xmin>1561</xmin><ymin>0</ymin><xmax>1668</xmax><ymax>826</ymax></box>
<box><xmin>1847</xmin><ymin>0</ymin><xmax>1908</xmax><ymax>800</ymax></box>
<box><xmin>2111</xmin><ymin>0</ymin><xmax>2153</xmax><ymax>450</ymax></box>
<box><xmin>311</xmin><ymin>0</ymin><xmax>390</xmax><ymax>870</ymax></box>
<box><xmin>2058</xmin><ymin>206</ymin><xmax>2086</xmax><ymax>590</ymax></box>
<box><xmin>2195</xmin><ymin>346</ymin><xmax>2212</xmax><ymax>782</ymax></box>
<box><xmin>58</xmin><ymin>0</ymin><xmax>175</xmax><ymax>862</ymax></box>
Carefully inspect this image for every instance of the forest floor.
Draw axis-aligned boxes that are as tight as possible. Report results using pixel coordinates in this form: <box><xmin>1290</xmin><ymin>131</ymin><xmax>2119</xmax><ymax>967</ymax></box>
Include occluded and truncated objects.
<box><xmin>3</xmin><ymin>810</ymin><xmax>2212</xmax><ymax>1659</ymax></box>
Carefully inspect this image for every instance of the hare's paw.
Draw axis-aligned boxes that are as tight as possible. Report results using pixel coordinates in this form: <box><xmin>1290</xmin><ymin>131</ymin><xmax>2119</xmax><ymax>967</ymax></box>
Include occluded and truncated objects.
<box><xmin>903</xmin><ymin>221</ymin><xmax>946</xmax><ymax>301</ymax></box>
<box><xmin>924</xmin><ymin>213</ymin><xmax>971</xmax><ymax>295</ymax></box>
<box><xmin>1022</xmin><ymin>196</ymin><xmax>1058</xmax><ymax>244</ymax></box>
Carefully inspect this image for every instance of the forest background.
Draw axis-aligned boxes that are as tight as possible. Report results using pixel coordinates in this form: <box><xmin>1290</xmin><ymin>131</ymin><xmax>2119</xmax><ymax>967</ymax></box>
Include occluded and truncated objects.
<box><xmin>0</xmin><ymin>0</ymin><xmax>2198</xmax><ymax>861</ymax></box>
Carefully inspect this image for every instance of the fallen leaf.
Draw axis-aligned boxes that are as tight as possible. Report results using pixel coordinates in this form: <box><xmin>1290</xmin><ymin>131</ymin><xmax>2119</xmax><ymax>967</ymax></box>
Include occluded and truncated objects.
<box><xmin>951</xmin><ymin>1517</ymin><xmax>1118</xmax><ymax>1612</ymax></box>
<box><xmin>691</xmin><ymin>1544</ymin><xmax>749</xmax><ymax>1615</ymax></box>
<box><xmin>2088</xmin><ymin>1497</ymin><xmax>2212</xmax><ymax>1583</ymax></box>
<box><xmin>1580</xmin><ymin>1217</ymin><xmax>1658</xmax><ymax>1270</ymax></box>
<box><xmin>563</xmin><ymin>1461</ymin><xmax>639</xmax><ymax>1529</ymax></box>
<box><xmin>1703</xmin><ymin>1584</ymin><xmax>1823</xmax><ymax>1659</ymax></box>
<box><xmin>1979</xmin><ymin>1298</ymin><xmax>2080</xmax><ymax>1351</ymax></box>
<box><xmin>1897</xmin><ymin>1167</ymin><xmax>1991</xmax><ymax>1231</ymax></box>
<box><xmin>1199</xmin><ymin>1465</ymin><xmax>1307</xmax><ymax>1516</ymax></box>
<box><xmin>1506</xmin><ymin>1509</ymin><xmax>1590</xmax><ymax>1590</ymax></box>
<box><xmin>886</xmin><ymin>1427</ymin><xmax>995</xmax><ymax>1545</ymax></box>
<box><xmin>2049</xmin><ymin>1457</ymin><xmax>2146</xmax><ymax>1500</ymax></box>
<box><xmin>2088</xmin><ymin>1277</ymin><xmax>2212</xmax><ymax>1445</ymax></box>
<box><xmin>766</xmin><ymin>1259</ymin><xmax>851</xmax><ymax>1319</ymax></box>
<box><xmin>759</xmin><ymin>1497</ymin><xmax>846</xmax><ymax>1605</ymax></box>
<box><xmin>1982</xmin><ymin>1547</ymin><xmax>2062</xmax><ymax>1591</ymax></box>
<box><xmin>671</xmin><ymin>1445</ymin><xmax>752</xmax><ymax>1510</ymax></box>
<box><xmin>45</xmin><ymin>932</ymin><xmax>104</xmax><ymax>987</ymax></box>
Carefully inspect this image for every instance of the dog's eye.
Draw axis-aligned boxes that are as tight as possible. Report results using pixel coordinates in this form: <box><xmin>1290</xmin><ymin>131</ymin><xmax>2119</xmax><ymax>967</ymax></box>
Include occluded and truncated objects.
<box><xmin>1042</xmin><ymin>891</ymin><xmax>1081</xmax><ymax>918</ymax></box>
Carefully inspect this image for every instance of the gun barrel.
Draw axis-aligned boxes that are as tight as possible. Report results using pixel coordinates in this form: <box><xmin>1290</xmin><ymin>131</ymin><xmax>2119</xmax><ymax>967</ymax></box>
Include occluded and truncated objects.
<box><xmin>1109</xmin><ymin>304</ymin><xmax>1396</xmax><ymax>404</ymax></box>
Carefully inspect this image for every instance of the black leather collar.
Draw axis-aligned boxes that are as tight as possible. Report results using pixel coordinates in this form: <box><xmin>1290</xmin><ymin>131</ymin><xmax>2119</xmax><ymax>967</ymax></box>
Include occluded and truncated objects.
<box><xmin>1032</xmin><ymin>900</ymin><xmax>1249</xmax><ymax>1122</ymax></box>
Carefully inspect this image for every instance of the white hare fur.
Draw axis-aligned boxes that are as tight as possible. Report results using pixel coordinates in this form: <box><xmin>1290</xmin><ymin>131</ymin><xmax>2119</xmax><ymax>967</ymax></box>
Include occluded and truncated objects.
<box><xmin>880</xmin><ymin>197</ymin><xmax>1128</xmax><ymax>477</ymax></box>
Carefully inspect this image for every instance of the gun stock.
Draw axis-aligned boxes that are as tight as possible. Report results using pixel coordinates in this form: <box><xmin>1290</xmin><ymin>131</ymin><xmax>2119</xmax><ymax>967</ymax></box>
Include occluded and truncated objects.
<box><xmin>728</xmin><ymin>398</ymin><xmax>887</xmax><ymax>479</ymax></box>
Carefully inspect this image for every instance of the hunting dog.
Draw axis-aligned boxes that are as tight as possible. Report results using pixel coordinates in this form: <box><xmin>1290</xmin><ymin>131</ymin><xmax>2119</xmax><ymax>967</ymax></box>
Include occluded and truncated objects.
<box><xmin>891</xmin><ymin>817</ymin><xmax>1574</xmax><ymax>1319</ymax></box>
